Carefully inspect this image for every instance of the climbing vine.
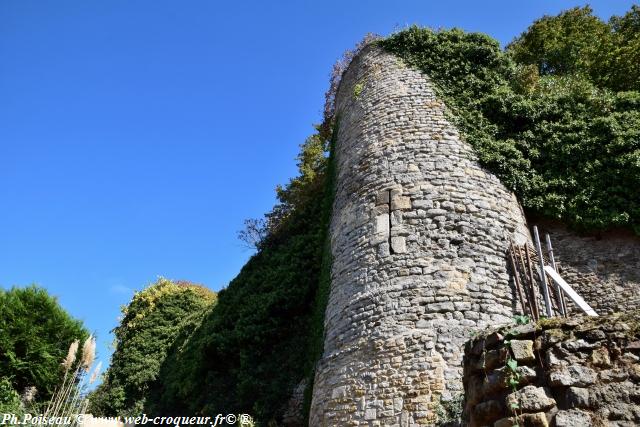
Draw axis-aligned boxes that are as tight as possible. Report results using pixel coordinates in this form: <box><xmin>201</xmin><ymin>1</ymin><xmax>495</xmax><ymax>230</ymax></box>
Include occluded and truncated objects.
<box><xmin>380</xmin><ymin>6</ymin><xmax>640</xmax><ymax>234</ymax></box>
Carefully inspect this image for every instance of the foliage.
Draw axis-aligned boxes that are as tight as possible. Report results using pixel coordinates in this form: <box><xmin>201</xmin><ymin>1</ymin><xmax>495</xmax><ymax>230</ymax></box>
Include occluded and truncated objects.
<box><xmin>504</xmin><ymin>354</ymin><xmax>522</xmax><ymax>426</ymax></box>
<box><xmin>88</xmin><ymin>279</ymin><xmax>216</xmax><ymax>417</ymax></box>
<box><xmin>0</xmin><ymin>378</ymin><xmax>24</xmax><ymax>416</ymax></box>
<box><xmin>381</xmin><ymin>6</ymin><xmax>640</xmax><ymax>233</ymax></box>
<box><xmin>0</xmin><ymin>285</ymin><xmax>89</xmax><ymax>404</ymax></box>
<box><xmin>148</xmin><ymin>129</ymin><xmax>335</xmax><ymax>425</ymax></box>
<box><xmin>508</xmin><ymin>6</ymin><xmax>640</xmax><ymax>91</ymax></box>
<box><xmin>434</xmin><ymin>393</ymin><xmax>464</xmax><ymax>426</ymax></box>
<box><xmin>513</xmin><ymin>315</ymin><xmax>530</xmax><ymax>325</ymax></box>
<box><xmin>507</xmin><ymin>6</ymin><xmax>610</xmax><ymax>78</ymax></box>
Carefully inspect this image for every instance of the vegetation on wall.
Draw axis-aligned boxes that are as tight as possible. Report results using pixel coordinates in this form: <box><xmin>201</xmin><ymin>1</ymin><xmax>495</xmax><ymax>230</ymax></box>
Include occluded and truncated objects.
<box><xmin>0</xmin><ymin>285</ymin><xmax>89</xmax><ymax>407</ymax></box>
<box><xmin>88</xmin><ymin>279</ymin><xmax>216</xmax><ymax>417</ymax></box>
<box><xmin>381</xmin><ymin>5</ymin><xmax>640</xmax><ymax>233</ymax></box>
<box><xmin>142</xmin><ymin>131</ymin><xmax>334</xmax><ymax>425</ymax></box>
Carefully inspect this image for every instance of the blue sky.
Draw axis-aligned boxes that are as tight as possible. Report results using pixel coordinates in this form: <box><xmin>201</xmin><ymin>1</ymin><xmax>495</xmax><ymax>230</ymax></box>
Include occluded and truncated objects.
<box><xmin>1</xmin><ymin>0</ymin><xmax>635</xmax><ymax>375</ymax></box>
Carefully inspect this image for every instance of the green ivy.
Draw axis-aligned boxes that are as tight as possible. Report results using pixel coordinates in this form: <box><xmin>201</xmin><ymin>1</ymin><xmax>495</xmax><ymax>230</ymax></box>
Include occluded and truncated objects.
<box><xmin>143</xmin><ymin>130</ymin><xmax>335</xmax><ymax>425</ymax></box>
<box><xmin>89</xmin><ymin>279</ymin><xmax>216</xmax><ymax>417</ymax></box>
<box><xmin>381</xmin><ymin>8</ymin><xmax>640</xmax><ymax>234</ymax></box>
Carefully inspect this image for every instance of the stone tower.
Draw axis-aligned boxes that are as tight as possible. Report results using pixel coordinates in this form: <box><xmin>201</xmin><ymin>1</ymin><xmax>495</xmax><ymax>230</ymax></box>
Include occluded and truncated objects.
<box><xmin>309</xmin><ymin>45</ymin><xmax>531</xmax><ymax>425</ymax></box>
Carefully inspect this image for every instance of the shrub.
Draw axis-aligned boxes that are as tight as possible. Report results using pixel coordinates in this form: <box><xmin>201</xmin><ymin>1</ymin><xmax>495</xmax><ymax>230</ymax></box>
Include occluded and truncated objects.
<box><xmin>89</xmin><ymin>279</ymin><xmax>216</xmax><ymax>416</ymax></box>
<box><xmin>381</xmin><ymin>7</ymin><xmax>640</xmax><ymax>233</ymax></box>
<box><xmin>0</xmin><ymin>285</ymin><xmax>89</xmax><ymax>404</ymax></box>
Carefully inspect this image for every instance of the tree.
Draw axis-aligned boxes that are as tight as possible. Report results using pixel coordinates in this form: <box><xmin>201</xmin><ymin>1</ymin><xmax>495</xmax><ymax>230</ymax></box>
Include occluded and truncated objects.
<box><xmin>606</xmin><ymin>5</ymin><xmax>640</xmax><ymax>91</ymax></box>
<box><xmin>507</xmin><ymin>5</ymin><xmax>640</xmax><ymax>92</ymax></box>
<box><xmin>0</xmin><ymin>285</ymin><xmax>89</xmax><ymax>403</ymax></box>
<box><xmin>89</xmin><ymin>278</ymin><xmax>216</xmax><ymax>416</ymax></box>
<box><xmin>507</xmin><ymin>6</ymin><xmax>610</xmax><ymax>78</ymax></box>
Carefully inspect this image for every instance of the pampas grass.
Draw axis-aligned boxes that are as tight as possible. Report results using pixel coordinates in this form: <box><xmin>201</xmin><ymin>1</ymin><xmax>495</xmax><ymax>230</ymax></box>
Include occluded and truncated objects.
<box><xmin>39</xmin><ymin>336</ymin><xmax>100</xmax><ymax>426</ymax></box>
<box><xmin>62</xmin><ymin>340</ymin><xmax>79</xmax><ymax>371</ymax></box>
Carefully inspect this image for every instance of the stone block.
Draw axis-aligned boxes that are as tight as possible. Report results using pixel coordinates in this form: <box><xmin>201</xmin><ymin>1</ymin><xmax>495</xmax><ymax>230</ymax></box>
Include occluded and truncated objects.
<box><xmin>554</xmin><ymin>409</ymin><xmax>592</xmax><ymax>427</ymax></box>
<box><xmin>378</xmin><ymin>242</ymin><xmax>391</xmax><ymax>257</ymax></box>
<box><xmin>590</xmin><ymin>347</ymin><xmax>611</xmax><ymax>367</ymax></box>
<box><xmin>521</xmin><ymin>412</ymin><xmax>549</xmax><ymax>427</ymax></box>
<box><xmin>376</xmin><ymin>190</ymin><xmax>390</xmax><ymax>205</ymax></box>
<box><xmin>412</xmin><ymin>199</ymin><xmax>433</xmax><ymax>209</ymax></box>
<box><xmin>566</xmin><ymin>387</ymin><xmax>589</xmax><ymax>408</ymax></box>
<box><xmin>510</xmin><ymin>340</ymin><xmax>535</xmax><ymax>363</ymax></box>
<box><xmin>375</xmin><ymin>214</ymin><xmax>390</xmax><ymax>235</ymax></box>
<box><xmin>495</xmin><ymin>414</ymin><xmax>551</xmax><ymax>427</ymax></box>
<box><xmin>549</xmin><ymin>365</ymin><xmax>597</xmax><ymax>387</ymax></box>
<box><xmin>506</xmin><ymin>385</ymin><xmax>556</xmax><ymax>412</ymax></box>
<box><xmin>494</xmin><ymin>417</ymin><xmax>517</xmax><ymax>427</ymax></box>
<box><xmin>391</xmin><ymin>195</ymin><xmax>411</xmax><ymax>210</ymax></box>
<box><xmin>391</xmin><ymin>236</ymin><xmax>407</xmax><ymax>253</ymax></box>
<box><xmin>364</xmin><ymin>408</ymin><xmax>377</xmax><ymax>420</ymax></box>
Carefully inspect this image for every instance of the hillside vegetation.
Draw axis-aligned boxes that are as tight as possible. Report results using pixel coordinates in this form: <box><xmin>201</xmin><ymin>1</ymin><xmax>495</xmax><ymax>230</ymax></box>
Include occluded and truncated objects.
<box><xmin>89</xmin><ymin>279</ymin><xmax>216</xmax><ymax>416</ymax></box>
<box><xmin>145</xmin><ymin>134</ymin><xmax>334</xmax><ymax>423</ymax></box>
<box><xmin>382</xmin><ymin>6</ymin><xmax>640</xmax><ymax>234</ymax></box>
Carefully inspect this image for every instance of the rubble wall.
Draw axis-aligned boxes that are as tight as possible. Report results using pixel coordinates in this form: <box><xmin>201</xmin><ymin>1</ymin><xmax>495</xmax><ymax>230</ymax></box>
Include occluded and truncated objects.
<box><xmin>309</xmin><ymin>45</ymin><xmax>531</xmax><ymax>426</ymax></box>
<box><xmin>464</xmin><ymin>312</ymin><xmax>640</xmax><ymax>427</ymax></box>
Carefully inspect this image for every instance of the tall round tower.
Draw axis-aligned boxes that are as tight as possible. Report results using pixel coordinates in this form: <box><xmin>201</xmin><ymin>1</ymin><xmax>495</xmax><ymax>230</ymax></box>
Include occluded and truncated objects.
<box><xmin>310</xmin><ymin>45</ymin><xmax>531</xmax><ymax>425</ymax></box>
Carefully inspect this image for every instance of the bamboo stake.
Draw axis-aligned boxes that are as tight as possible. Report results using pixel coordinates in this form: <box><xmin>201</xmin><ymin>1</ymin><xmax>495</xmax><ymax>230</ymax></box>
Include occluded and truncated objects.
<box><xmin>523</xmin><ymin>244</ymin><xmax>540</xmax><ymax>321</ymax></box>
<box><xmin>533</xmin><ymin>226</ymin><xmax>553</xmax><ymax>317</ymax></box>
<box><xmin>545</xmin><ymin>233</ymin><xmax>568</xmax><ymax>317</ymax></box>
<box><xmin>509</xmin><ymin>242</ymin><xmax>530</xmax><ymax>318</ymax></box>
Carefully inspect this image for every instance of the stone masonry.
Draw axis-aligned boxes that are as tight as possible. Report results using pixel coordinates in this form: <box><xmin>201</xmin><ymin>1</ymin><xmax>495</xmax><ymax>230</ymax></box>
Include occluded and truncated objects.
<box><xmin>536</xmin><ymin>220</ymin><xmax>640</xmax><ymax>316</ymax></box>
<box><xmin>309</xmin><ymin>45</ymin><xmax>532</xmax><ymax>426</ymax></box>
<box><xmin>464</xmin><ymin>312</ymin><xmax>640</xmax><ymax>427</ymax></box>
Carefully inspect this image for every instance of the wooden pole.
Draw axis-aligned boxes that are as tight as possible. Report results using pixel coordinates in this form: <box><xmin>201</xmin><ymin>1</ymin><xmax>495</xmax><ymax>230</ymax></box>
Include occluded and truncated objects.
<box><xmin>521</xmin><ymin>245</ymin><xmax>540</xmax><ymax>321</ymax></box>
<box><xmin>545</xmin><ymin>233</ymin><xmax>568</xmax><ymax>317</ymax></box>
<box><xmin>508</xmin><ymin>242</ymin><xmax>529</xmax><ymax>318</ymax></box>
<box><xmin>533</xmin><ymin>226</ymin><xmax>553</xmax><ymax>317</ymax></box>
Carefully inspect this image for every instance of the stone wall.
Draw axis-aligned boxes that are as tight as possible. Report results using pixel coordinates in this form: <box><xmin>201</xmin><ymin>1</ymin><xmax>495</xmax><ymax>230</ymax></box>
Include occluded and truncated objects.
<box><xmin>463</xmin><ymin>312</ymin><xmax>640</xmax><ymax>427</ymax></box>
<box><xmin>535</xmin><ymin>220</ymin><xmax>640</xmax><ymax>316</ymax></box>
<box><xmin>309</xmin><ymin>44</ymin><xmax>531</xmax><ymax>426</ymax></box>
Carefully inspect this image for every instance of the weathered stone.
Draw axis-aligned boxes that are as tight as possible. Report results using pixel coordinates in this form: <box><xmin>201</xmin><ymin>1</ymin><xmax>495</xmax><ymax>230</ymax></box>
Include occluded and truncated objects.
<box><xmin>563</xmin><ymin>339</ymin><xmax>596</xmax><ymax>351</ymax></box>
<box><xmin>510</xmin><ymin>339</ymin><xmax>535</xmax><ymax>362</ymax></box>
<box><xmin>364</xmin><ymin>408</ymin><xmax>377</xmax><ymax>420</ymax></box>
<box><xmin>494</xmin><ymin>412</ymin><xmax>548</xmax><ymax>427</ymax></box>
<box><xmin>310</xmin><ymin>44</ymin><xmax>531</xmax><ymax>425</ymax></box>
<box><xmin>626</xmin><ymin>340</ymin><xmax>640</xmax><ymax>350</ymax></box>
<box><xmin>390</xmin><ymin>236</ymin><xmax>407</xmax><ymax>254</ymax></box>
<box><xmin>538</xmin><ymin>222</ymin><xmax>640</xmax><ymax>316</ymax></box>
<box><xmin>391</xmin><ymin>195</ymin><xmax>411</xmax><ymax>210</ymax></box>
<box><xmin>549</xmin><ymin>364</ymin><xmax>597</xmax><ymax>387</ymax></box>
<box><xmin>506</xmin><ymin>385</ymin><xmax>556</xmax><ymax>412</ymax></box>
<box><xmin>509</xmin><ymin>323</ymin><xmax>537</xmax><ymax>338</ymax></box>
<box><xmin>590</xmin><ymin>347</ymin><xmax>611</xmax><ymax>367</ymax></box>
<box><xmin>541</xmin><ymin>329</ymin><xmax>565</xmax><ymax>348</ymax></box>
<box><xmin>521</xmin><ymin>412</ymin><xmax>549</xmax><ymax>427</ymax></box>
<box><xmin>466</xmin><ymin>314</ymin><xmax>640</xmax><ymax>427</ymax></box>
<box><xmin>599</xmin><ymin>368</ymin><xmax>628</xmax><ymax>383</ymax></box>
<box><xmin>566</xmin><ymin>387</ymin><xmax>590</xmax><ymax>408</ymax></box>
<box><xmin>376</xmin><ymin>190</ymin><xmax>390</xmax><ymax>205</ymax></box>
<box><xmin>554</xmin><ymin>409</ymin><xmax>593</xmax><ymax>427</ymax></box>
